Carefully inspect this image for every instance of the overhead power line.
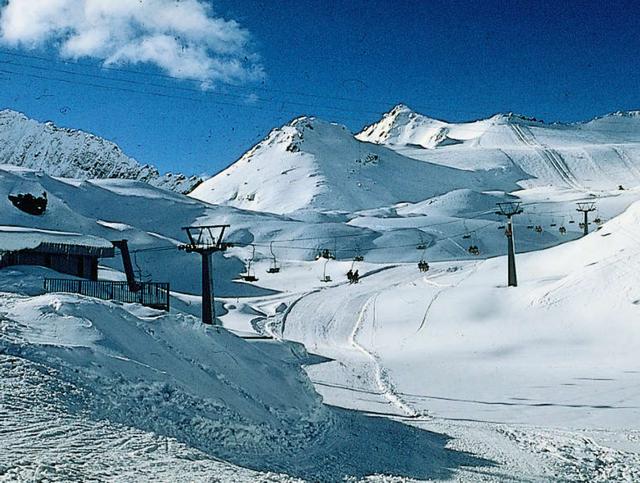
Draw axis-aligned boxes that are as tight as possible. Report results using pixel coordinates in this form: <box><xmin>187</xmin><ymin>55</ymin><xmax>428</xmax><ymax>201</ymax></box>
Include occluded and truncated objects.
<box><xmin>2</xmin><ymin>50</ymin><xmax>640</xmax><ymax>135</ymax></box>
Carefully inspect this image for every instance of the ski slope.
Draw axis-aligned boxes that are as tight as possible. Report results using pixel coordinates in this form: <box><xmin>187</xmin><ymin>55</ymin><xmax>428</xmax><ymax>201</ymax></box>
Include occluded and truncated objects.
<box><xmin>274</xmin><ymin>201</ymin><xmax>640</xmax><ymax>481</ymax></box>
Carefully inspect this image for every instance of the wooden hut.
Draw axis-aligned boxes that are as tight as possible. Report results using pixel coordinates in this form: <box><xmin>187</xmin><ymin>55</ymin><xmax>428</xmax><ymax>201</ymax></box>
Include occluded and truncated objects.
<box><xmin>0</xmin><ymin>226</ymin><xmax>114</xmax><ymax>280</ymax></box>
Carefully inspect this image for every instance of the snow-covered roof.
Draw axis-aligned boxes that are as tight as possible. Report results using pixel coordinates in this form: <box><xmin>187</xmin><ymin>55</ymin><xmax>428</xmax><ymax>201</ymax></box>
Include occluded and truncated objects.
<box><xmin>0</xmin><ymin>226</ymin><xmax>114</xmax><ymax>256</ymax></box>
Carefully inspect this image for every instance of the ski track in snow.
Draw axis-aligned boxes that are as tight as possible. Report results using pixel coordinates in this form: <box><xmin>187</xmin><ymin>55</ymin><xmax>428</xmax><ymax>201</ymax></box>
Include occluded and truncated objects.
<box><xmin>415</xmin><ymin>263</ymin><xmax>481</xmax><ymax>334</ymax></box>
<box><xmin>510</xmin><ymin>123</ymin><xmax>583</xmax><ymax>190</ymax></box>
<box><xmin>612</xmin><ymin>146</ymin><xmax>640</xmax><ymax>180</ymax></box>
<box><xmin>349</xmin><ymin>292</ymin><xmax>419</xmax><ymax>418</ymax></box>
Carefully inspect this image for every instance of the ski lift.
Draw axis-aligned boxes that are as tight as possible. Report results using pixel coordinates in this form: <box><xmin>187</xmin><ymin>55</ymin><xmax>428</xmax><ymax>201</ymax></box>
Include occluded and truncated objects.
<box><xmin>241</xmin><ymin>244</ymin><xmax>259</xmax><ymax>282</ymax></box>
<box><xmin>527</xmin><ymin>225</ymin><xmax>534</xmax><ymax>230</ymax></box>
<box><xmin>594</xmin><ymin>217</ymin><xmax>602</xmax><ymax>225</ymax></box>
<box><xmin>316</xmin><ymin>248</ymin><xmax>335</xmax><ymax>260</ymax></box>
<box><xmin>534</xmin><ymin>225</ymin><xmax>543</xmax><ymax>234</ymax></box>
<box><xmin>550</xmin><ymin>222</ymin><xmax>557</xmax><ymax>227</ymax></box>
<box><xmin>348</xmin><ymin>248</ymin><xmax>363</xmax><ymax>283</ymax></box>
<box><xmin>133</xmin><ymin>252</ymin><xmax>152</xmax><ymax>282</ymax></box>
<box><xmin>320</xmin><ymin>259</ymin><xmax>332</xmax><ymax>283</ymax></box>
<box><xmin>416</xmin><ymin>233</ymin><xmax>427</xmax><ymax>250</ymax></box>
<box><xmin>417</xmin><ymin>260</ymin><xmax>430</xmax><ymax>272</ymax></box>
<box><xmin>468</xmin><ymin>245</ymin><xmax>480</xmax><ymax>255</ymax></box>
<box><xmin>416</xmin><ymin>241</ymin><xmax>429</xmax><ymax>271</ymax></box>
<box><xmin>461</xmin><ymin>220</ymin><xmax>472</xmax><ymax>239</ymax></box>
<box><xmin>353</xmin><ymin>245</ymin><xmax>364</xmax><ymax>262</ymax></box>
<box><xmin>559</xmin><ymin>226</ymin><xmax>567</xmax><ymax>235</ymax></box>
<box><xmin>266</xmin><ymin>241</ymin><xmax>280</xmax><ymax>274</ymax></box>
<box><xmin>347</xmin><ymin>268</ymin><xmax>360</xmax><ymax>284</ymax></box>
<box><xmin>498</xmin><ymin>225</ymin><xmax>505</xmax><ymax>230</ymax></box>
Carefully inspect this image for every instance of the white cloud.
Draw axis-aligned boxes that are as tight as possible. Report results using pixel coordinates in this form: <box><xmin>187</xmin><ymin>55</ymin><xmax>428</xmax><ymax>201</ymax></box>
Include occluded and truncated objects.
<box><xmin>0</xmin><ymin>0</ymin><xmax>263</xmax><ymax>86</ymax></box>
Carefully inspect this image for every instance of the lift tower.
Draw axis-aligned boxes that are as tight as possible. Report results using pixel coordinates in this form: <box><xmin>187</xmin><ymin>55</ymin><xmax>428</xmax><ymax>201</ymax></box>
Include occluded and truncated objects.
<box><xmin>178</xmin><ymin>225</ymin><xmax>230</xmax><ymax>325</ymax></box>
<box><xmin>496</xmin><ymin>202</ymin><xmax>523</xmax><ymax>287</ymax></box>
<box><xmin>576</xmin><ymin>202</ymin><xmax>596</xmax><ymax>237</ymax></box>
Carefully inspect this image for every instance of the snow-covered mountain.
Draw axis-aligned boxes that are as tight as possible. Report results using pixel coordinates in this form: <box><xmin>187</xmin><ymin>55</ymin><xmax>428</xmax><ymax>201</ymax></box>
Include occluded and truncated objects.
<box><xmin>358</xmin><ymin>105</ymin><xmax>640</xmax><ymax>190</ymax></box>
<box><xmin>192</xmin><ymin>105</ymin><xmax>640</xmax><ymax>216</ymax></box>
<box><xmin>0</xmin><ymin>110</ymin><xmax>202</xmax><ymax>194</ymax></box>
<box><xmin>189</xmin><ymin>115</ymin><xmax>522</xmax><ymax>214</ymax></box>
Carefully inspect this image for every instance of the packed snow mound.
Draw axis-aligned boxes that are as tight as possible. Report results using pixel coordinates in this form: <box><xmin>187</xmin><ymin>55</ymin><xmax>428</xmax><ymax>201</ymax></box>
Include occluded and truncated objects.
<box><xmin>0</xmin><ymin>110</ymin><xmax>202</xmax><ymax>194</ymax></box>
<box><xmin>190</xmin><ymin>115</ymin><xmax>522</xmax><ymax>214</ymax></box>
<box><xmin>0</xmin><ymin>274</ymin><xmax>334</xmax><ymax>472</ymax></box>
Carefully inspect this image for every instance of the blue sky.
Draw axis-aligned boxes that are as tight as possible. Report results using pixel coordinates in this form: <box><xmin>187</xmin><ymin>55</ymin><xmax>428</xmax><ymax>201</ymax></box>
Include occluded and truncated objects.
<box><xmin>0</xmin><ymin>0</ymin><xmax>638</xmax><ymax>175</ymax></box>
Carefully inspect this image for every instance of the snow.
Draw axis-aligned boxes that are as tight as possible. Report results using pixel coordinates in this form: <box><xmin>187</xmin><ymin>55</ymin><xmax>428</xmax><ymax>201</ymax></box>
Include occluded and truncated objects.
<box><xmin>0</xmin><ymin>110</ymin><xmax>202</xmax><ymax>194</ymax></box>
<box><xmin>189</xmin><ymin>116</ymin><xmax>521</xmax><ymax>214</ymax></box>
<box><xmin>3</xmin><ymin>104</ymin><xmax>640</xmax><ymax>480</ymax></box>
<box><xmin>0</xmin><ymin>225</ymin><xmax>113</xmax><ymax>252</ymax></box>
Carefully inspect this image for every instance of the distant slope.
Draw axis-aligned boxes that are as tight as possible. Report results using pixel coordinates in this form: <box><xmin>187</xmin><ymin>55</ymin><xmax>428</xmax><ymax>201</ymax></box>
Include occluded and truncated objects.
<box><xmin>0</xmin><ymin>110</ymin><xmax>202</xmax><ymax>194</ymax></box>
<box><xmin>357</xmin><ymin>105</ymin><xmax>640</xmax><ymax>191</ymax></box>
<box><xmin>193</xmin><ymin>106</ymin><xmax>640</xmax><ymax>217</ymax></box>
<box><xmin>189</xmin><ymin>116</ymin><xmax>522</xmax><ymax>215</ymax></box>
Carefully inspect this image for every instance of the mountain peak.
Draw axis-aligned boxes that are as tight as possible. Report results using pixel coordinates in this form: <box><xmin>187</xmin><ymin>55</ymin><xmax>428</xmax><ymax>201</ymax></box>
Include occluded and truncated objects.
<box><xmin>356</xmin><ymin>104</ymin><xmax>445</xmax><ymax>147</ymax></box>
<box><xmin>489</xmin><ymin>112</ymin><xmax>545</xmax><ymax>124</ymax></box>
<box><xmin>388</xmin><ymin>103</ymin><xmax>414</xmax><ymax>115</ymax></box>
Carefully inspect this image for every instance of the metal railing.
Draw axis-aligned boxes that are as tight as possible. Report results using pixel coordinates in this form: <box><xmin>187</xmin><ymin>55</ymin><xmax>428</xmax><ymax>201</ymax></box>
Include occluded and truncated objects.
<box><xmin>44</xmin><ymin>278</ymin><xmax>170</xmax><ymax>311</ymax></box>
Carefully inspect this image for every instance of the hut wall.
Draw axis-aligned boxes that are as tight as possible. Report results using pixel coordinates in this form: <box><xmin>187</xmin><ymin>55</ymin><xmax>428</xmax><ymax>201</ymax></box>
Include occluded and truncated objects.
<box><xmin>0</xmin><ymin>251</ymin><xmax>100</xmax><ymax>280</ymax></box>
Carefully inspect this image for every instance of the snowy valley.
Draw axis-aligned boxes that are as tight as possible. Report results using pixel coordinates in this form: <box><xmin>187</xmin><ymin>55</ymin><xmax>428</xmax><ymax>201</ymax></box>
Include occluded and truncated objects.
<box><xmin>1</xmin><ymin>105</ymin><xmax>640</xmax><ymax>481</ymax></box>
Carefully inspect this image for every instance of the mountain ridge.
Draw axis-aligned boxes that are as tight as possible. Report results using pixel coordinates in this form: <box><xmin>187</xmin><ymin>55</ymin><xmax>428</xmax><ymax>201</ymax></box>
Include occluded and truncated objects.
<box><xmin>0</xmin><ymin>109</ymin><xmax>202</xmax><ymax>194</ymax></box>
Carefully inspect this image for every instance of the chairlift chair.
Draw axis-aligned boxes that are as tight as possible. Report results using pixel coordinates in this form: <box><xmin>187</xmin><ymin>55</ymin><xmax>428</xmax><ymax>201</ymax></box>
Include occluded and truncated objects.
<box><xmin>535</xmin><ymin>225</ymin><xmax>543</xmax><ymax>233</ymax></box>
<box><xmin>559</xmin><ymin>226</ymin><xmax>567</xmax><ymax>235</ymax></box>
<box><xmin>316</xmin><ymin>248</ymin><xmax>335</xmax><ymax>260</ymax></box>
<box><xmin>266</xmin><ymin>241</ymin><xmax>280</xmax><ymax>273</ymax></box>
<box><xmin>241</xmin><ymin>245</ymin><xmax>259</xmax><ymax>282</ymax></box>
<box><xmin>320</xmin><ymin>259</ymin><xmax>332</xmax><ymax>283</ymax></box>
